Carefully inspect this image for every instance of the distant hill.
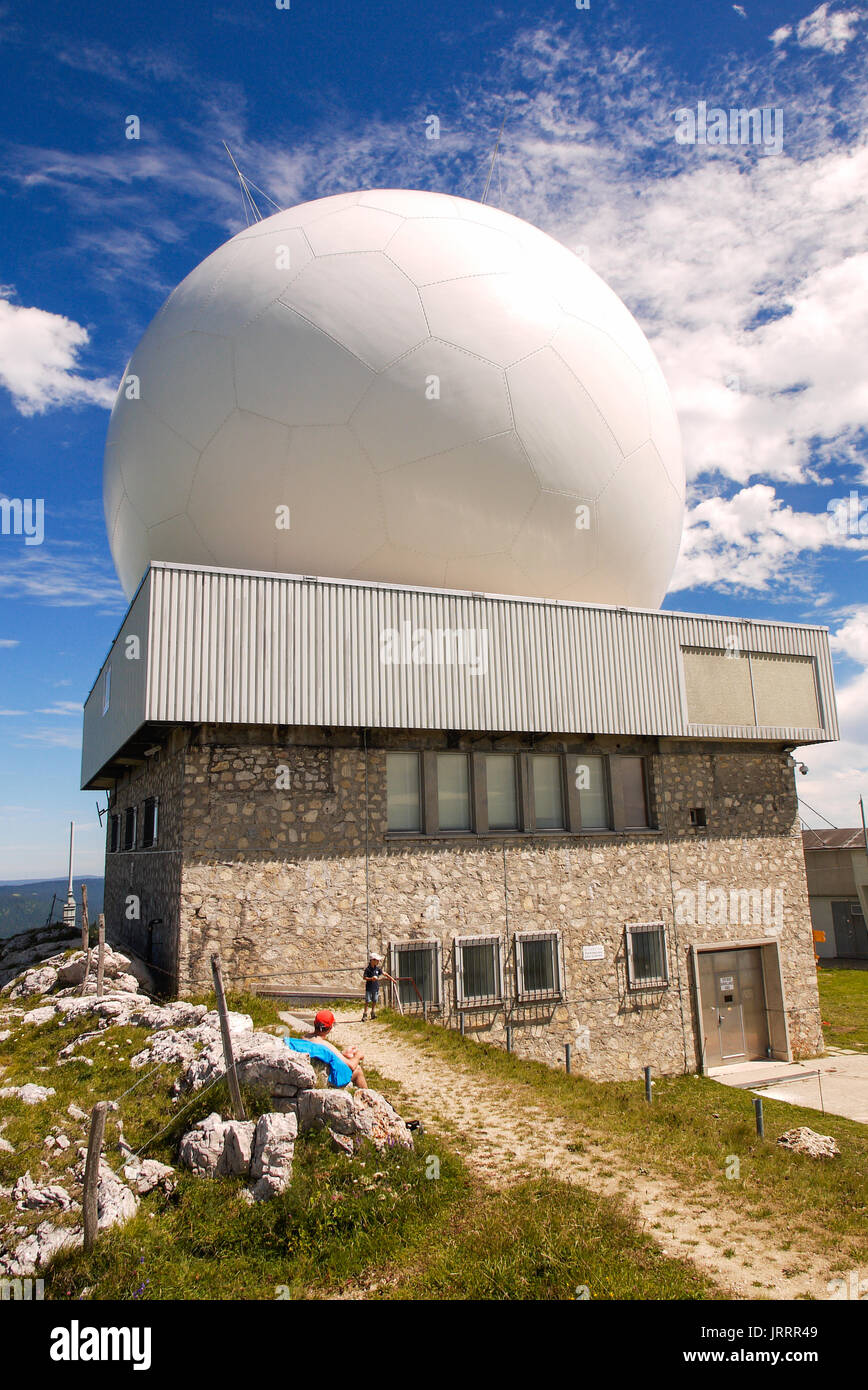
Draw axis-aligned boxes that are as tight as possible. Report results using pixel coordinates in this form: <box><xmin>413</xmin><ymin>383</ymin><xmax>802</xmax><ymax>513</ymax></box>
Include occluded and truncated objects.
<box><xmin>0</xmin><ymin>878</ymin><xmax>104</xmax><ymax>940</ymax></box>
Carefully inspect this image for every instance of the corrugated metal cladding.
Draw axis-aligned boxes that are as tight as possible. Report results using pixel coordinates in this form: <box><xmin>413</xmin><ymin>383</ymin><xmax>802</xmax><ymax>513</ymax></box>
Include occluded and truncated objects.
<box><xmin>80</xmin><ymin>562</ymin><xmax>839</xmax><ymax>785</ymax></box>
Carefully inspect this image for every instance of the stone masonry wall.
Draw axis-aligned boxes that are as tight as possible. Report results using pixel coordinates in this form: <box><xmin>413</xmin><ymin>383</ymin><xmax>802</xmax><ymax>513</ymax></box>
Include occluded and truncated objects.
<box><xmin>160</xmin><ymin>725</ymin><xmax>822</xmax><ymax>1082</ymax></box>
<box><xmin>104</xmin><ymin>730</ymin><xmax>186</xmax><ymax>987</ymax></box>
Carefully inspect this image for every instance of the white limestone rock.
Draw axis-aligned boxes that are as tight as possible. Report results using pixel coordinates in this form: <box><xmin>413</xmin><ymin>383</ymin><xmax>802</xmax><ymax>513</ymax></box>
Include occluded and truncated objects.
<box><xmin>297</xmin><ymin>1087</ymin><xmax>356</xmax><ymax>1136</ymax></box>
<box><xmin>123</xmin><ymin>1158</ymin><xmax>176</xmax><ymax>1196</ymax></box>
<box><xmin>250</xmin><ymin>1112</ymin><xmax>297</xmax><ymax>1200</ymax></box>
<box><xmin>4</xmin><ymin>966</ymin><xmax>59</xmax><ymax>1000</ymax></box>
<box><xmin>96</xmin><ymin>1160</ymin><xmax>140</xmax><ymax>1230</ymax></box>
<box><xmin>777</xmin><ymin>1126</ymin><xmax>840</xmax><ymax>1159</ymax></box>
<box><xmin>0</xmin><ymin>1084</ymin><xmax>56</xmax><ymax>1105</ymax></box>
<box><xmin>0</xmin><ymin>1220</ymin><xmax>83</xmax><ymax>1277</ymax></box>
<box><xmin>12</xmin><ymin>1172</ymin><xmax>75</xmax><ymax>1212</ymax></box>
<box><xmin>21</xmin><ymin>1005</ymin><xmax>57</xmax><ymax>1027</ymax></box>
<box><xmin>350</xmin><ymin>1090</ymin><xmax>414</xmax><ymax>1153</ymax></box>
<box><xmin>178</xmin><ymin>1113</ymin><xmax>256</xmax><ymax>1178</ymax></box>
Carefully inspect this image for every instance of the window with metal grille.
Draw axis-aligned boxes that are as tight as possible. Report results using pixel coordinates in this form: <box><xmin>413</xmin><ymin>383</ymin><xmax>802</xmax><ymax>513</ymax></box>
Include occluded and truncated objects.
<box><xmin>514</xmin><ymin>931</ymin><xmax>562</xmax><ymax>1001</ymax></box>
<box><xmin>109</xmin><ymin>814</ymin><xmax>120</xmax><ymax>853</ymax></box>
<box><xmin>142</xmin><ymin>797</ymin><xmax>159</xmax><ymax>848</ymax></box>
<box><xmin>455</xmin><ymin>935</ymin><xmax>503</xmax><ymax>1006</ymax></box>
<box><xmin>123</xmin><ymin>806</ymin><xmax>137</xmax><ymax>852</ymax></box>
<box><xmin>625</xmin><ymin>922</ymin><xmax>669</xmax><ymax>989</ymax></box>
<box><xmin>391</xmin><ymin>941</ymin><xmax>441</xmax><ymax>1010</ymax></box>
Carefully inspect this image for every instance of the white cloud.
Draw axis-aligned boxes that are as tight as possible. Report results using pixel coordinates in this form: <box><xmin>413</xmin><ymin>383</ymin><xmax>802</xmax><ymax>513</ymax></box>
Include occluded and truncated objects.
<box><xmin>0</xmin><ymin>639</ymin><xmax>19</xmax><ymax>648</ymax></box>
<box><xmin>797</xmin><ymin>606</ymin><xmax>868</xmax><ymax>827</ymax></box>
<box><xmin>0</xmin><ymin>544</ymin><xmax>126</xmax><ymax>610</ymax></box>
<box><xmin>15</xmin><ymin>727</ymin><xmax>81</xmax><ymax>750</ymax></box>
<box><xmin>0</xmin><ymin>708</ymin><xmax>26</xmax><ymax>716</ymax></box>
<box><xmin>671</xmin><ymin>483</ymin><xmax>868</xmax><ymax>593</ymax></box>
<box><xmin>34</xmin><ymin>702</ymin><xmax>82</xmax><ymax>716</ymax></box>
<box><xmin>795</xmin><ymin>4</ymin><xmax>862</xmax><ymax>54</ymax></box>
<box><xmin>0</xmin><ymin>292</ymin><xmax>115</xmax><ymax>415</ymax></box>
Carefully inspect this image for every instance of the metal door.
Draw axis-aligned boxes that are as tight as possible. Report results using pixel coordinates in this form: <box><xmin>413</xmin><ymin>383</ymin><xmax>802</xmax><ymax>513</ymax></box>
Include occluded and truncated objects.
<box><xmin>698</xmin><ymin>948</ymin><xmax>770</xmax><ymax>1067</ymax></box>
<box><xmin>832</xmin><ymin>901</ymin><xmax>868</xmax><ymax>958</ymax></box>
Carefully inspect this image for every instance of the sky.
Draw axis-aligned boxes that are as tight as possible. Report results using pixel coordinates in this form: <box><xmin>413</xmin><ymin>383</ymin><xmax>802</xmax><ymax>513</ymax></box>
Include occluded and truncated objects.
<box><xmin>0</xmin><ymin>0</ymin><xmax>866</xmax><ymax>877</ymax></box>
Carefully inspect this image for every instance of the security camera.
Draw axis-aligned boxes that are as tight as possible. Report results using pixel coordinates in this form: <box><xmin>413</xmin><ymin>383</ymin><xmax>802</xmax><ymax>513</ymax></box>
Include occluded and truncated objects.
<box><xmin>798</xmin><ymin>763</ymin><xmax>809</xmax><ymax>776</ymax></box>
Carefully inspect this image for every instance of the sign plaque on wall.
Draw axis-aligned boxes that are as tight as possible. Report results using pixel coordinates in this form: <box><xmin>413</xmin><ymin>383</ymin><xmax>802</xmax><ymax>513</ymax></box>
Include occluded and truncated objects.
<box><xmin>582</xmin><ymin>944</ymin><xmax>605</xmax><ymax>961</ymax></box>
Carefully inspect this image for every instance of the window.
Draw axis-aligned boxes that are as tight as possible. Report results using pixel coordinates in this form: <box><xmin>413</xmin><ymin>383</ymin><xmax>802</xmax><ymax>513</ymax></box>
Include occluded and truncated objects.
<box><xmin>574</xmin><ymin>754</ymin><xmax>609</xmax><ymax>828</ymax></box>
<box><xmin>531</xmin><ymin>754</ymin><xmax>564</xmax><ymax>829</ymax></box>
<box><xmin>689</xmin><ymin>807</ymin><xmax>707</xmax><ymax>827</ymax></box>
<box><xmin>485</xmin><ymin>753</ymin><xmax>519</xmax><ymax>830</ymax></box>
<box><xmin>101</xmin><ymin>665</ymin><xmax>111</xmax><ymax>716</ymax></box>
<box><xmin>123</xmin><ymin>806</ymin><xmax>137</xmax><ymax>852</ymax></box>
<box><xmin>515</xmin><ymin>931</ymin><xmax>562</xmax><ymax>1001</ymax></box>
<box><xmin>392</xmin><ymin>941</ymin><xmax>441</xmax><ymax>1010</ymax></box>
<box><xmin>455</xmin><ymin>936</ymin><xmax>502</xmax><ymax>1006</ymax></box>
<box><xmin>437</xmin><ymin>753</ymin><xmax>471</xmax><ymax>832</ymax></box>
<box><xmin>386</xmin><ymin>752</ymin><xmax>422</xmax><ymax>831</ymax></box>
<box><xmin>625</xmin><ymin>922</ymin><xmax>669</xmax><ymax>989</ymax></box>
<box><xmin>109</xmin><ymin>814</ymin><xmax>120</xmax><ymax>853</ymax></box>
<box><xmin>142</xmin><ymin>797</ymin><xmax>159</xmax><ymax>848</ymax></box>
<box><xmin>621</xmin><ymin>756</ymin><xmax>649</xmax><ymax>828</ymax></box>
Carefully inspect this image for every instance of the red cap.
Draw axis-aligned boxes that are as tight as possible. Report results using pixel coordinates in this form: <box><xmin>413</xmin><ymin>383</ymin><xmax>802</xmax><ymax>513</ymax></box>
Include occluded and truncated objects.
<box><xmin>314</xmin><ymin>1009</ymin><xmax>335</xmax><ymax>1030</ymax></box>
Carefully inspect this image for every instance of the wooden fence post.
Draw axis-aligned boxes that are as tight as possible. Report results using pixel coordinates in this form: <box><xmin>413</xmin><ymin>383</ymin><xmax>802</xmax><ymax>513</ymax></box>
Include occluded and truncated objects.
<box><xmin>83</xmin><ymin>1102</ymin><xmax>108</xmax><ymax>1252</ymax></box>
<box><xmin>211</xmin><ymin>953</ymin><xmax>246</xmax><ymax>1121</ymax></box>
<box><xmin>96</xmin><ymin>915</ymin><xmax>106</xmax><ymax>998</ymax></box>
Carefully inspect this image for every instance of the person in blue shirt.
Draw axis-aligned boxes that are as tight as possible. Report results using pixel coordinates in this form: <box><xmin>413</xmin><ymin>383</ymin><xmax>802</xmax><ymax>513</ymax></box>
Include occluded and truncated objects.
<box><xmin>362</xmin><ymin>953</ymin><xmax>396</xmax><ymax>1021</ymax></box>
<box><xmin>283</xmin><ymin>1009</ymin><xmax>368</xmax><ymax>1088</ymax></box>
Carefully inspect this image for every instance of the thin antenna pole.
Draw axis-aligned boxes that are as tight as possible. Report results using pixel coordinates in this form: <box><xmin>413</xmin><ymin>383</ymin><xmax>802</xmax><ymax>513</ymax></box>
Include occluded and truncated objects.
<box><xmin>482</xmin><ymin>117</ymin><xmax>506</xmax><ymax>206</ymax></box>
<box><xmin>222</xmin><ymin>141</ymin><xmax>264</xmax><ymax>223</ymax></box>
<box><xmin>860</xmin><ymin>795</ymin><xmax>868</xmax><ymax>854</ymax></box>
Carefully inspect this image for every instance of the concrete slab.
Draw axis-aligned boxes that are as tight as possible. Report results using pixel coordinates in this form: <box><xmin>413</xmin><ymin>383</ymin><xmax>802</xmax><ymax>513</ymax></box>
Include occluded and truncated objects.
<box><xmin>709</xmin><ymin>1054</ymin><xmax>868</xmax><ymax>1125</ymax></box>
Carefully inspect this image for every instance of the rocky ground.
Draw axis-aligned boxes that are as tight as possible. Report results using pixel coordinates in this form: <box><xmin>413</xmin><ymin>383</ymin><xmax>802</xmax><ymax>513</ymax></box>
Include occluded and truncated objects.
<box><xmin>0</xmin><ymin>931</ymin><xmax>411</xmax><ymax>1280</ymax></box>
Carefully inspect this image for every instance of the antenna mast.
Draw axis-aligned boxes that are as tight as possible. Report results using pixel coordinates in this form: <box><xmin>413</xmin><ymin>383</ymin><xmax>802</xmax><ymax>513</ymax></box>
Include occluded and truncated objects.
<box><xmin>481</xmin><ymin>118</ymin><xmax>506</xmax><ymax>206</ymax></box>
<box><xmin>223</xmin><ymin>141</ymin><xmax>264</xmax><ymax>225</ymax></box>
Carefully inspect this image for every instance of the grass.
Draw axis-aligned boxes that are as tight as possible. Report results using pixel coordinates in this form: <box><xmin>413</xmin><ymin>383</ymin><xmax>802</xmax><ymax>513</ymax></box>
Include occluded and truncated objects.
<box><xmin>0</xmin><ymin>988</ymin><xmax>720</xmax><ymax>1300</ymax></box>
<box><xmin>377</xmin><ymin>1175</ymin><xmax>718</xmax><ymax>1301</ymax></box>
<box><xmin>817</xmin><ymin>965</ymin><xmax>868</xmax><ymax>1052</ymax></box>
<box><xmin>380</xmin><ymin>1010</ymin><xmax>868</xmax><ymax>1271</ymax></box>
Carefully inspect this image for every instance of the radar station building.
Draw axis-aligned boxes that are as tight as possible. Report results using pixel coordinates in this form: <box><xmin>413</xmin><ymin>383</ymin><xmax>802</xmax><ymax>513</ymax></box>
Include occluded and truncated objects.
<box><xmin>81</xmin><ymin>559</ymin><xmax>836</xmax><ymax>1081</ymax></box>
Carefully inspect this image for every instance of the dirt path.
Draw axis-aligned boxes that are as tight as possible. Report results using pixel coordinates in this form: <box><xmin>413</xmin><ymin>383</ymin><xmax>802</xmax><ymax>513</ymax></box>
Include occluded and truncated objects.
<box><xmin>284</xmin><ymin>1007</ymin><xmax>839</xmax><ymax>1301</ymax></box>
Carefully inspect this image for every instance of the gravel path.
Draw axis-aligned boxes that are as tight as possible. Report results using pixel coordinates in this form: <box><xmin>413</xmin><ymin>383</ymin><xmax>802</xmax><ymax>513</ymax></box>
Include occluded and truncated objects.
<box><xmin>282</xmin><ymin>1007</ymin><xmax>838</xmax><ymax>1301</ymax></box>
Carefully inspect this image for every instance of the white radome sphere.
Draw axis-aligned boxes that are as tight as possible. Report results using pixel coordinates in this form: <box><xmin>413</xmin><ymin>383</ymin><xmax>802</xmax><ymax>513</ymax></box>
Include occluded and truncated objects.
<box><xmin>104</xmin><ymin>189</ymin><xmax>684</xmax><ymax>606</ymax></box>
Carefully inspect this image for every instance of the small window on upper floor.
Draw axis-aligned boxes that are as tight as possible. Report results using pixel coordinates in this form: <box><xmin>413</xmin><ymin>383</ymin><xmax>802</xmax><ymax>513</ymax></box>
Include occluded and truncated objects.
<box><xmin>142</xmin><ymin>797</ymin><xmax>159</xmax><ymax>848</ymax></box>
<box><xmin>620</xmin><ymin>756</ymin><xmax>650</xmax><ymax>829</ymax></box>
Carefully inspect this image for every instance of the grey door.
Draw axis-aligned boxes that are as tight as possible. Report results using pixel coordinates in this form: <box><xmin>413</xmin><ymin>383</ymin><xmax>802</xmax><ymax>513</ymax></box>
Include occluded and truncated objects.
<box><xmin>832</xmin><ymin>901</ymin><xmax>868</xmax><ymax>959</ymax></box>
<box><xmin>699</xmin><ymin>948</ymin><xmax>770</xmax><ymax>1067</ymax></box>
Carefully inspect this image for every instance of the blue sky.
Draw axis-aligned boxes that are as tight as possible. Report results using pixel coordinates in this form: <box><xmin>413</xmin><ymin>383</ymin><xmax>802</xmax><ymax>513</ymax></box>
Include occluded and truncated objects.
<box><xmin>1</xmin><ymin>0</ymin><xmax>866</xmax><ymax>877</ymax></box>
